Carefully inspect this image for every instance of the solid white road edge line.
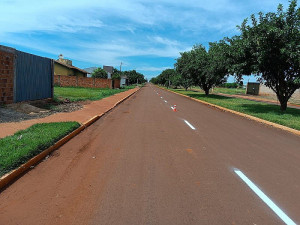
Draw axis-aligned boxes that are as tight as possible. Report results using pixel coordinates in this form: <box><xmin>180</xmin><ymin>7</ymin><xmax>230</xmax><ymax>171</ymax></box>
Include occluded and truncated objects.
<box><xmin>234</xmin><ymin>169</ymin><xmax>296</xmax><ymax>225</ymax></box>
<box><xmin>184</xmin><ymin>120</ymin><xmax>196</xmax><ymax>130</ymax></box>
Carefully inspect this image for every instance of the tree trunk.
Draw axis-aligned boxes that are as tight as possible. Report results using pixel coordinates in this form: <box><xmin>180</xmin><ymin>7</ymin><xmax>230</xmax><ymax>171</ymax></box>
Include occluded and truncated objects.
<box><xmin>279</xmin><ymin>99</ymin><xmax>288</xmax><ymax>111</ymax></box>
<box><xmin>277</xmin><ymin>95</ymin><xmax>288</xmax><ymax>111</ymax></box>
<box><xmin>204</xmin><ymin>88</ymin><xmax>209</xmax><ymax>95</ymax></box>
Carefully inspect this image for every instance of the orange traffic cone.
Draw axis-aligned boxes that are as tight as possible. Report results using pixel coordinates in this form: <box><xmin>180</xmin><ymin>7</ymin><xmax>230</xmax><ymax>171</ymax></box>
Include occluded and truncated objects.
<box><xmin>173</xmin><ymin>105</ymin><xmax>177</xmax><ymax>112</ymax></box>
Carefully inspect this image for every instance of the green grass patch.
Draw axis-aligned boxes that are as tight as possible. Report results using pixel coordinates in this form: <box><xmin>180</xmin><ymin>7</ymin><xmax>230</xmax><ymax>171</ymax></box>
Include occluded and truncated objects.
<box><xmin>54</xmin><ymin>86</ymin><xmax>136</xmax><ymax>102</ymax></box>
<box><xmin>172</xmin><ymin>89</ymin><xmax>300</xmax><ymax>131</ymax></box>
<box><xmin>0</xmin><ymin>122</ymin><xmax>80</xmax><ymax>176</ymax></box>
<box><xmin>213</xmin><ymin>87</ymin><xmax>246</xmax><ymax>95</ymax></box>
<box><xmin>190</xmin><ymin>86</ymin><xmax>246</xmax><ymax>95</ymax></box>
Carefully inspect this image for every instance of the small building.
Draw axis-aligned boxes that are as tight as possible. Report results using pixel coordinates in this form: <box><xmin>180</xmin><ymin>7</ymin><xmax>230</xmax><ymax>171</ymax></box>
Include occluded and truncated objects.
<box><xmin>54</xmin><ymin>54</ymin><xmax>88</xmax><ymax>77</ymax></box>
<box><xmin>120</xmin><ymin>75</ymin><xmax>129</xmax><ymax>87</ymax></box>
<box><xmin>84</xmin><ymin>67</ymin><xmax>97</xmax><ymax>77</ymax></box>
<box><xmin>103</xmin><ymin>66</ymin><xmax>113</xmax><ymax>79</ymax></box>
<box><xmin>246</xmin><ymin>82</ymin><xmax>260</xmax><ymax>95</ymax></box>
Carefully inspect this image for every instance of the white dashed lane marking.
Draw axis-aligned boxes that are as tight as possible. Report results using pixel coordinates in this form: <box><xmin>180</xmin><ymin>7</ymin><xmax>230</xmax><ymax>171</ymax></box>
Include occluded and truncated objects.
<box><xmin>184</xmin><ymin>120</ymin><xmax>196</xmax><ymax>130</ymax></box>
<box><xmin>234</xmin><ymin>169</ymin><xmax>296</xmax><ymax>225</ymax></box>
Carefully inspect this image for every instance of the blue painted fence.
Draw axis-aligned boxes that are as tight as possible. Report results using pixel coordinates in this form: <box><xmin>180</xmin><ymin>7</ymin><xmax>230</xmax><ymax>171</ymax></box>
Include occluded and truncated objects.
<box><xmin>15</xmin><ymin>51</ymin><xmax>53</xmax><ymax>102</ymax></box>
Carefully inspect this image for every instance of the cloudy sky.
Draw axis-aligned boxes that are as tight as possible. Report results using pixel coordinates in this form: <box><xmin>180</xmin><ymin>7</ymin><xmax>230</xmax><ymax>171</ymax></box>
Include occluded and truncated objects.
<box><xmin>0</xmin><ymin>0</ymin><xmax>289</xmax><ymax>81</ymax></box>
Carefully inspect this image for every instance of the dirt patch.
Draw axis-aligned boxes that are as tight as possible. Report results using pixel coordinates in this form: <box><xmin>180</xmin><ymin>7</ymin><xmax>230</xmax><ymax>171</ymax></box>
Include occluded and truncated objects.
<box><xmin>0</xmin><ymin>87</ymin><xmax>139</xmax><ymax>139</ymax></box>
<box><xmin>0</xmin><ymin>99</ymin><xmax>83</xmax><ymax>123</ymax></box>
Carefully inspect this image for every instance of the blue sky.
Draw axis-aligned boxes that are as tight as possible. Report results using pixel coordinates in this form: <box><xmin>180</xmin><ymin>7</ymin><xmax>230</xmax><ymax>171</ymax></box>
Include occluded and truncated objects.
<box><xmin>0</xmin><ymin>0</ymin><xmax>289</xmax><ymax>81</ymax></box>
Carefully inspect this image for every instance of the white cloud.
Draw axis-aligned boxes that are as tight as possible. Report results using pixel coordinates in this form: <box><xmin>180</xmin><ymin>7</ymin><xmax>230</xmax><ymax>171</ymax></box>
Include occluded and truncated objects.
<box><xmin>0</xmin><ymin>0</ymin><xmax>290</xmax><ymax>75</ymax></box>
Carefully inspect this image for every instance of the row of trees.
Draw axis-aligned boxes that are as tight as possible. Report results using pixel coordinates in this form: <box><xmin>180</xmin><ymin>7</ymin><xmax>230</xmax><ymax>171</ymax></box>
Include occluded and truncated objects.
<box><xmin>92</xmin><ymin>67</ymin><xmax>147</xmax><ymax>85</ymax></box>
<box><xmin>151</xmin><ymin>0</ymin><xmax>299</xmax><ymax>111</ymax></box>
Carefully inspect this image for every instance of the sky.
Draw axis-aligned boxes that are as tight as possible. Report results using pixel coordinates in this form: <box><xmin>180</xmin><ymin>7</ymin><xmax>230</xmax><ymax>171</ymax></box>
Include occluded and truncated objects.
<box><xmin>0</xmin><ymin>0</ymin><xmax>290</xmax><ymax>82</ymax></box>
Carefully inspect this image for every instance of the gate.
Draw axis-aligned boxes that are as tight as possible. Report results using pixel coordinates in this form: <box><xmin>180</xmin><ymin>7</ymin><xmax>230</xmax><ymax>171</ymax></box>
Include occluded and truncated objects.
<box><xmin>15</xmin><ymin>51</ymin><xmax>53</xmax><ymax>102</ymax></box>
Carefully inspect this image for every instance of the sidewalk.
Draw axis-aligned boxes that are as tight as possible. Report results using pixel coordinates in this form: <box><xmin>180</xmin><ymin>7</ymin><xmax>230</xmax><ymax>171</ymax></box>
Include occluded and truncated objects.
<box><xmin>216</xmin><ymin>93</ymin><xmax>300</xmax><ymax>110</ymax></box>
<box><xmin>0</xmin><ymin>87</ymin><xmax>139</xmax><ymax>138</ymax></box>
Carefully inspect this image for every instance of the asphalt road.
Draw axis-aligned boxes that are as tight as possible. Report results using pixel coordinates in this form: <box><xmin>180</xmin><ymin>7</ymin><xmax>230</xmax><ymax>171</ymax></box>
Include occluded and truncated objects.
<box><xmin>1</xmin><ymin>84</ymin><xmax>300</xmax><ymax>225</ymax></box>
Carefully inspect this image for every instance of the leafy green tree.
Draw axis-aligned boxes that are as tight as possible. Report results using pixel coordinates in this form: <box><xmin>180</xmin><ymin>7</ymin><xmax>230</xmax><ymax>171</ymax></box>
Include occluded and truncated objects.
<box><xmin>159</xmin><ymin>69</ymin><xmax>178</xmax><ymax>88</ymax></box>
<box><xmin>150</xmin><ymin>77</ymin><xmax>158</xmax><ymax>84</ymax></box>
<box><xmin>152</xmin><ymin>72</ymin><xmax>167</xmax><ymax>86</ymax></box>
<box><xmin>112</xmin><ymin>68</ymin><xmax>122</xmax><ymax>79</ymax></box>
<box><xmin>170</xmin><ymin>73</ymin><xmax>183</xmax><ymax>89</ymax></box>
<box><xmin>202</xmin><ymin>41</ymin><xmax>229</xmax><ymax>94</ymax></box>
<box><xmin>125</xmin><ymin>70</ymin><xmax>147</xmax><ymax>84</ymax></box>
<box><xmin>91</xmin><ymin>68</ymin><xmax>108</xmax><ymax>79</ymax></box>
<box><xmin>175</xmin><ymin>51</ymin><xmax>195</xmax><ymax>90</ymax></box>
<box><xmin>231</xmin><ymin>0</ymin><xmax>300</xmax><ymax>110</ymax></box>
<box><xmin>176</xmin><ymin>44</ymin><xmax>228</xmax><ymax>94</ymax></box>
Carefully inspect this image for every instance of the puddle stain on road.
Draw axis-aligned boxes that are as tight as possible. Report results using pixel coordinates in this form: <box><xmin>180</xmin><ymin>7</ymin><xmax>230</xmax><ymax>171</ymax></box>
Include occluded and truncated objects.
<box><xmin>185</xmin><ymin>149</ymin><xmax>193</xmax><ymax>154</ymax></box>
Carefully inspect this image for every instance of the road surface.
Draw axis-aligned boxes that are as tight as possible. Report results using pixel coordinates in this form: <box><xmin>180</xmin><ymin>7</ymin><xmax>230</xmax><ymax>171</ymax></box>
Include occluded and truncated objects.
<box><xmin>1</xmin><ymin>84</ymin><xmax>300</xmax><ymax>225</ymax></box>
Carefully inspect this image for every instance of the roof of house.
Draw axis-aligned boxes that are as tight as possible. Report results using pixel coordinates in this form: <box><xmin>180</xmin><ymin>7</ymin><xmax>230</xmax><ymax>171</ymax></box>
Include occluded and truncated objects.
<box><xmin>84</xmin><ymin>67</ymin><xmax>98</xmax><ymax>74</ymax></box>
<box><xmin>103</xmin><ymin>66</ymin><xmax>113</xmax><ymax>74</ymax></box>
<box><xmin>54</xmin><ymin>60</ymin><xmax>88</xmax><ymax>74</ymax></box>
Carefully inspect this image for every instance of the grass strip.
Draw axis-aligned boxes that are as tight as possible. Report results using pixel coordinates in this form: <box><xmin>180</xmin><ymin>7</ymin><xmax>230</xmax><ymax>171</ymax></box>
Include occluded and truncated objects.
<box><xmin>54</xmin><ymin>86</ymin><xmax>136</xmax><ymax>102</ymax></box>
<box><xmin>172</xmin><ymin>89</ymin><xmax>300</xmax><ymax>131</ymax></box>
<box><xmin>212</xmin><ymin>87</ymin><xmax>246</xmax><ymax>95</ymax></box>
<box><xmin>0</xmin><ymin>122</ymin><xmax>80</xmax><ymax>176</ymax></box>
<box><xmin>190</xmin><ymin>86</ymin><xmax>246</xmax><ymax>95</ymax></box>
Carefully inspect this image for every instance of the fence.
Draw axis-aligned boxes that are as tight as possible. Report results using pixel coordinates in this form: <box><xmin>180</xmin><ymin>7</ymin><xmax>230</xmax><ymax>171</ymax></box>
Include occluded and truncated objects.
<box><xmin>0</xmin><ymin>45</ymin><xmax>53</xmax><ymax>104</ymax></box>
<box><xmin>54</xmin><ymin>75</ymin><xmax>120</xmax><ymax>89</ymax></box>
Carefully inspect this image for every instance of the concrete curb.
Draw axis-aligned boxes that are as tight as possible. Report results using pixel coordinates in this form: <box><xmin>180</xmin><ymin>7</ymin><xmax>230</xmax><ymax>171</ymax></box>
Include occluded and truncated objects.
<box><xmin>0</xmin><ymin>87</ymin><xmax>140</xmax><ymax>190</ymax></box>
<box><xmin>158</xmin><ymin>86</ymin><xmax>300</xmax><ymax>137</ymax></box>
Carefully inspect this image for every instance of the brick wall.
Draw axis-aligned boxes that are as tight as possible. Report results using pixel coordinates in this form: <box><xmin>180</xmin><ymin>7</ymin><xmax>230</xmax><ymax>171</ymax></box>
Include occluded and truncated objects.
<box><xmin>78</xmin><ymin>77</ymin><xmax>94</xmax><ymax>88</ymax></box>
<box><xmin>55</xmin><ymin>75</ymin><xmax>112</xmax><ymax>89</ymax></box>
<box><xmin>59</xmin><ymin>75</ymin><xmax>77</xmax><ymax>87</ymax></box>
<box><xmin>0</xmin><ymin>48</ymin><xmax>15</xmax><ymax>104</ymax></box>
<box><xmin>95</xmin><ymin>78</ymin><xmax>112</xmax><ymax>88</ymax></box>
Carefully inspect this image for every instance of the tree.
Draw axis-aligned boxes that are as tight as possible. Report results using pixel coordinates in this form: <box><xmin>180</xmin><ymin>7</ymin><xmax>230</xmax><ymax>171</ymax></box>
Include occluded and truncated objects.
<box><xmin>231</xmin><ymin>0</ymin><xmax>300</xmax><ymax>110</ymax></box>
<box><xmin>112</xmin><ymin>68</ymin><xmax>122</xmax><ymax>79</ymax></box>
<box><xmin>202</xmin><ymin>41</ymin><xmax>229</xmax><ymax>94</ymax></box>
<box><xmin>170</xmin><ymin>73</ymin><xmax>183</xmax><ymax>89</ymax></box>
<box><xmin>124</xmin><ymin>70</ymin><xmax>147</xmax><ymax>84</ymax></box>
<box><xmin>150</xmin><ymin>77</ymin><xmax>158</xmax><ymax>84</ymax></box>
<box><xmin>92</xmin><ymin>68</ymin><xmax>108</xmax><ymax>79</ymax></box>
<box><xmin>175</xmin><ymin>51</ymin><xmax>195</xmax><ymax>90</ymax></box>
<box><xmin>176</xmin><ymin>44</ymin><xmax>229</xmax><ymax>94</ymax></box>
<box><xmin>159</xmin><ymin>69</ymin><xmax>178</xmax><ymax>88</ymax></box>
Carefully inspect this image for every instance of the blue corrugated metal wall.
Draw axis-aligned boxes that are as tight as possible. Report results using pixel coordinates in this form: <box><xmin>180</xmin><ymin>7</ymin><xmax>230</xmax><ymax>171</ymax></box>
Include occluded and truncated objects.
<box><xmin>15</xmin><ymin>51</ymin><xmax>53</xmax><ymax>102</ymax></box>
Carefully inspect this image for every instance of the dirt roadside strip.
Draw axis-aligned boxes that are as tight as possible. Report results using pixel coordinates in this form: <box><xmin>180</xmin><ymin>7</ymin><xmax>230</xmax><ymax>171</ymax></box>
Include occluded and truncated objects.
<box><xmin>215</xmin><ymin>92</ymin><xmax>300</xmax><ymax>110</ymax></box>
<box><xmin>0</xmin><ymin>87</ymin><xmax>140</xmax><ymax>139</ymax></box>
<box><xmin>158</xmin><ymin>86</ymin><xmax>300</xmax><ymax>137</ymax></box>
<box><xmin>0</xmin><ymin>87</ymin><xmax>141</xmax><ymax>190</ymax></box>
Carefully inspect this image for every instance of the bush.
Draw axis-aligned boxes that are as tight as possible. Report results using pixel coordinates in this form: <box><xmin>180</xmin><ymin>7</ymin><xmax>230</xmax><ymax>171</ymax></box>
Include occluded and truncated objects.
<box><xmin>219</xmin><ymin>83</ymin><xmax>239</xmax><ymax>88</ymax></box>
<box><xmin>92</xmin><ymin>68</ymin><xmax>108</xmax><ymax>79</ymax></box>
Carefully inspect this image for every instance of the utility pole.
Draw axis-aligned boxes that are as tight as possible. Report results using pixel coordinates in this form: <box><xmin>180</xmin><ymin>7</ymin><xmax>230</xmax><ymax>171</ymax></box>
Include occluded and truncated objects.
<box><xmin>120</xmin><ymin>62</ymin><xmax>123</xmax><ymax>72</ymax></box>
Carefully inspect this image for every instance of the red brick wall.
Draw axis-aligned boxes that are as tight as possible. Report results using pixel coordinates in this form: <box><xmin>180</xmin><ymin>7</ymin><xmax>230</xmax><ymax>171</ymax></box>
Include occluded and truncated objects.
<box><xmin>94</xmin><ymin>78</ymin><xmax>111</xmax><ymax>88</ymax></box>
<box><xmin>78</xmin><ymin>77</ymin><xmax>94</xmax><ymax>88</ymax></box>
<box><xmin>55</xmin><ymin>75</ymin><xmax>112</xmax><ymax>89</ymax></box>
<box><xmin>0</xmin><ymin>49</ymin><xmax>15</xmax><ymax>104</ymax></box>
